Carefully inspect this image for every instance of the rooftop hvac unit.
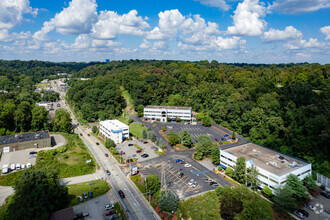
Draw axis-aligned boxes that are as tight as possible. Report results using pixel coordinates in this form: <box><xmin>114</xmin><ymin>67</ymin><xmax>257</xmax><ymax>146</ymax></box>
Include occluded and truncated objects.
<box><xmin>288</xmin><ymin>161</ymin><xmax>298</xmax><ymax>168</ymax></box>
<box><xmin>244</xmin><ymin>145</ymin><xmax>247</xmax><ymax>148</ymax></box>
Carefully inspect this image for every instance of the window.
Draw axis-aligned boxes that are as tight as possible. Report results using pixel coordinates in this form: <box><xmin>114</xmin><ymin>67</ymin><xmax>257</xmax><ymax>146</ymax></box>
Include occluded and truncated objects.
<box><xmin>269</xmin><ymin>178</ymin><xmax>279</xmax><ymax>184</ymax></box>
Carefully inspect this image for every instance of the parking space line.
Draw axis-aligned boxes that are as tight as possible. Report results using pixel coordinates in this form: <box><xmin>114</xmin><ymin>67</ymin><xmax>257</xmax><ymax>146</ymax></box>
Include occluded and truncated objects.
<box><xmin>178</xmin><ymin>177</ymin><xmax>189</xmax><ymax>188</ymax></box>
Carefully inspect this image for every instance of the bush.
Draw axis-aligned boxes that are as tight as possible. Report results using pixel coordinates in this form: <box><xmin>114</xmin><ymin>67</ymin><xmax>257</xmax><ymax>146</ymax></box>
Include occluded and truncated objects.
<box><xmin>193</xmin><ymin>151</ymin><xmax>203</xmax><ymax>160</ymax></box>
<box><xmin>321</xmin><ymin>184</ymin><xmax>325</xmax><ymax>190</ymax></box>
<box><xmin>262</xmin><ymin>186</ymin><xmax>272</xmax><ymax>198</ymax></box>
<box><xmin>225</xmin><ymin>167</ymin><xmax>234</xmax><ymax>178</ymax></box>
<box><xmin>218</xmin><ymin>166</ymin><xmax>223</xmax><ymax>171</ymax></box>
<box><xmin>92</xmin><ymin>125</ymin><xmax>98</xmax><ymax>133</ymax></box>
<box><xmin>105</xmin><ymin>138</ymin><xmax>116</xmax><ymax>148</ymax></box>
<box><xmin>232</xmin><ymin>132</ymin><xmax>236</xmax><ymax>140</ymax></box>
<box><xmin>131</xmin><ymin>175</ymin><xmax>141</xmax><ymax>183</ymax></box>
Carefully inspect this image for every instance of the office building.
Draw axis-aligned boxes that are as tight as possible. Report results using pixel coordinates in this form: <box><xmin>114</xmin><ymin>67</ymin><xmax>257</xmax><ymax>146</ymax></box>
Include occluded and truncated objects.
<box><xmin>99</xmin><ymin>120</ymin><xmax>129</xmax><ymax>144</ymax></box>
<box><xmin>144</xmin><ymin>105</ymin><xmax>192</xmax><ymax>122</ymax></box>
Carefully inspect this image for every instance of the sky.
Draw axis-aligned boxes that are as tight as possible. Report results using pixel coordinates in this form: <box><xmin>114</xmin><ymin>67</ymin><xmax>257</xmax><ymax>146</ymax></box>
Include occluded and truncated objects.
<box><xmin>0</xmin><ymin>0</ymin><xmax>329</xmax><ymax>63</ymax></box>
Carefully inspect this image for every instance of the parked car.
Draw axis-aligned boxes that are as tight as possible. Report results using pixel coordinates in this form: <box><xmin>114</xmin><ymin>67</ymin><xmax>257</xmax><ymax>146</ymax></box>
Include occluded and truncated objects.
<box><xmin>136</xmin><ymin>150</ymin><xmax>142</xmax><ymax>153</ymax></box>
<box><xmin>132</xmin><ymin>154</ymin><xmax>137</xmax><ymax>157</ymax></box>
<box><xmin>96</xmin><ymin>142</ymin><xmax>100</xmax><ymax>145</ymax></box>
<box><xmin>178</xmin><ymin>172</ymin><xmax>184</xmax><ymax>178</ymax></box>
<box><xmin>10</xmin><ymin>164</ymin><xmax>15</xmax><ymax>171</ymax></box>
<box><xmin>215</xmin><ymin>138</ymin><xmax>219</xmax><ymax>142</ymax></box>
<box><xmin>105</xmin><ymin>204</ymin><xmax>114</xmax><ymax>210</ymax></box>
<box><xmin>297</xmin><ymin>209</ymin><xmax>309</xmax><ymax>217</ymax></box>
<box><xmin>108</xmin><ymin>215</ymin><xmax>118</xmax><ymax>220</ymax></box>
<box><xmin>221</xmin><ymin>138</ymin><xmax>225</xmax><ymax>141</ymax></box>
<box><xmin>143</xmin><ymin>141</ymin><xmax>148</xmax><ymax>144</ymax></box>
<box><xmin>118</xmin><ymin>190</ymin><xmax>125</xmax><ymax>198</ymax></box>
<box><xmin>293</xmin><ymin>211</ymin><xmax>305</xmax><ymax>219</ymax></box>
<box><xmin>74</xmin><ymin>212</ymin><xmax>89</xmax><ymax>219</ymax></box>
<box><xmin>77</xmin><ymin>196</ymin><xmax>83</xmax><ymax>202</ymax></box>
<box><xmin>320</xmin><ymin>191</ymin><xmax>330</xmax><ymax>199</ymax></box>
<box><xmin>192</xmin><ymin>181</ymin><xmax>198</xmax><ymax>188</ymax></box>
<box><xmin>119</xmin><ymin>151</ymin><xmax>125</xmax><ymax>155</ymax></box>
<box><xmin>28</xmin><ymin>154</ymin><xmax>36</xmax><ymax>159</ymax></box>
<box><xmin>176</xmin><ymin>159</ymin><xmax>183</xmax><ymax>163</ymax></box>
<box><xmin>21</xmin><ymin>164</ymin><xmax>25</xmax><ymax>169</ymax></box>
<box><xmin>184</xmin><ymin>163</ymin><xmax>191</xmax><ymax>167</ymax></box>
<box><xmin>188</xmin><ymin>179</ymin><xmax>194</xmax><ymax>186</ymax></box>
<box><xmin>106</xmin><ymin>210</ymin><xmax>116</xmax><ymax>216</ymax></box>
<box><xmin>105</xmin><ymin>153</ymin><xmax>109</xmax><ymax>157</ymax></box>
<box><xmin>128</xmin><ymin>143</ymin><xmax>134</xmax><ymax>146</ymax></box>
<box><xmin>29</xmin><ymin>151</ymin><xmax>37</xmax><ymax>155</ymax></box>
<box><xmin>141</xmin><ymin>154</ymin><xmax>149</xmax><ymax>158</ymax></box>
<box><xmin>80</xmin><ymin>133</ymin><xmax>82</xmax><ymax>136</ymax></box>
<box><xmin>106</xmin><ymin>170</ymin><xmax>111</xmax><ymax>175</ymax></box>
<box><xmin>304</xmin><ymin>203</ymin><xmax>315</xmax><ymax>211</ymax></box>
<box><xmin>88</xmin><ymin>134</ymin><xmax>90</xmax><ymax>136</ymax></box>
<box><xmin>88</xmin><ymin>191</ymin><xmax>93</xmax><ymax>198</ymax></box>
<box><xmin>209</xmin><ymin>181</ymin><xmax>217</xmax><ymax>185</ymax></box>
<box><xmin>212</xmin><ymin>183</ymin><xmax>219</xmax><ymax>188</ymax></box>
<box><xmin>26</xmin><ymin>163</ymin><xmax>32</xmax><ymax>168</ymax></box>
<box><xmin>16</xmin><ymin>163</ymin><xmax>20</xmax><ymax>170</ymax></box>
<box><xmin>82</xmin><ymin>192</ymin><xmax>88</xmax><ymax>199</ymax></box>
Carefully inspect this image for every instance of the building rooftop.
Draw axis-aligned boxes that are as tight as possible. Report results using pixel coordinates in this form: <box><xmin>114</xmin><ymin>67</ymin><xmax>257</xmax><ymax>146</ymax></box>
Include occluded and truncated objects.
<box><xmin>222</xmin><ymin>143</ymin><xmax>309</xmax><ymax>177</ymax></box>
<box><xmin>101</xmin><ymin>119</ymin><xmax>129</xmax><ymax>129</ymax></box>
<box><xmin>0</xmin><ymin>131</ymin><xmax>50</xmax><ymax>146</ymax></box>
<box><xmin>145</xmin><ymin>105</ymin><xmax>192</xmax><ymax>110</ymax></box>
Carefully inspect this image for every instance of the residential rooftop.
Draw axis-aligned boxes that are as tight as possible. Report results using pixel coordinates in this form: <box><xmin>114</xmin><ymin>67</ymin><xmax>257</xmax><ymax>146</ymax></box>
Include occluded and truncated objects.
<box><xmin>222</xmin><ymin>143</ymin><xmax>309</xmax><ymax>176</ymax></box>
<box><xmin>0</xmin><ymin>131</ymin><xmax>50</xmax><ymax>146</ymax></box>
<box><xmin>145</xmin><ymin>105</ymin><xmax>192</xmax><ymax>110</ymax></box>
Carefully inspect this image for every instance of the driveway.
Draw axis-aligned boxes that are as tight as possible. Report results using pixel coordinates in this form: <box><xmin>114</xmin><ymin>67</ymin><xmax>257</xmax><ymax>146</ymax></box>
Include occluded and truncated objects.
<box><xmin>0</xmin><ymin>186</ymin><xmax>14</xmax><ymax>206</ymax></box>
<box><xmin>304</xmin><ymin>193</ymin><xmax>330</xmax><ymax>220</ymax></box>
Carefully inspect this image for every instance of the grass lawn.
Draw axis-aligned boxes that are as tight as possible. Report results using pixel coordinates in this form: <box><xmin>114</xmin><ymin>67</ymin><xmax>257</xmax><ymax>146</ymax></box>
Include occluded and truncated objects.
<box><xmin>129</xmin><ymin>123</ymin><xmax>147</xmax><ymax>139</ymax></box>
<box><xmin>121</xmin><ymin>86</ymin><xmax>134</xmax><ymax>109</ymax></box>
<box><xmin>117</xmin><ymin>116</ymin><xmax>132</xmax><ymax>125</ymax></box>
<box><xmin>0</xmin><ymin>170</ymin><xmax>24</xmax><ymax>186</ymax></box>
<box><xmin>177</xmin><ymin>191</ymin><xmax>221</xmax><ymax>220</ymax></box>
<box><xmin>0</xmin><ymin>195</ymin><xmax>13</xmax><ymax>218</ymax></box>
<box><xmin>134</xmin><ymin>144</ymin><xmax>143</xmax><ymax>151</ymax></box>
<box><xmin>113</xmin><ymin>202</ymin><xmax>128</xmax><ymax>220</ymax></box>
<box><xmin>36</xmin><ymin>133</ymin><xmax>96</xmax><ymax>178</ymax></box>
<box><xmin>67</xmin><ymin>179</ymin><xmax>110</xmax><ymax>207</ymax></box>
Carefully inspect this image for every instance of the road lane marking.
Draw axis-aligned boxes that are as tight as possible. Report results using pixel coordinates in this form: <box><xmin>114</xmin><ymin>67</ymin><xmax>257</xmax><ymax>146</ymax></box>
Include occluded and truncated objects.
<box><xmin>117</xmin><ymin>184</ymin><xmax>142</xmax><ymax>220</ymax></box>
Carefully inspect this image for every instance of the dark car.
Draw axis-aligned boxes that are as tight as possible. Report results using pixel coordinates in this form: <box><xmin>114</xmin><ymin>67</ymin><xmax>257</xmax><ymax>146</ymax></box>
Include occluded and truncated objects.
<box><xmin>215</xmin><ymin>138</ymin><xmax>219</xmax><ymax>142</ymax></box>
<box><xmin>88</xmin><ymin>191</ymin><xmax>93</xmax><ymax>198</ymax></box>
<box><xmin>118</xmin><ymin>190</ymin><xmax>125</xmax><ymax>198</ymax></box>
<box><xmin>82</xmin><ymin>192</ymin><xmax>88</xmax><ymax>199</ymax></box>
<box><xmin>105</xmin><ymin>210</ymin><xmax>116</xmax><ymax>216</ymax></box>
<box><xmin>209</xmin><ymin>181</ymin><xmax>217</xmax><ymax>185</ymax></box>
<box><xmin>77</xmin><ymin>196</ymin><xmax>83</xmax><ymax>202</ymax></box>
<box><xmin>128</xmin><ymin>143</ymin><xmax>134</xmax><ymax>146</ymax></box>
<box><xmin>298</xmin><ymin>209</ymin><xmax>309</xmax><ymax>217</ymax></box>
<box><xmin>108</xmin><ymin>215</ymin><xmax>118</xmax><ymax>220</ymax></box>
<box><xmin>143</xmin><ymin>141</ymin><xmax>148</xmax><ymax>144</ymax></box>
<box><xmin>136</xmin><ymin>150</ymin><xmax>142</xmax><ymax>153</ymax></box>
<box><xmin>79</xmin><ymin>133</ymin><xmax>82</xmax><ymax>136</ymax></box>
<box><xmin>293</xmin><ymin>211</ymin><xmax>304</xmax><ymax>219</ymax></box>
<box><xmin>29</xmin><ymin>151</ymin><xmax>37</xmax><ymax>155</ymax></box>
<box><xmin>74</xmin><ymin>212</ymin><xmax>89</xmax><ymax>220</ymax></box>
<box><xmin>96</xmin><ymin>142</ymin><xmax>100</xmax><ymax>145</ymax></box>
<box><xmin>119</xmin><ymin>151</ymin><xmax>125</xmax><ymax>155</ymax></box>
<box><xmin>176</xmin><ymin>159</ymin><xmax>183</xmax><ymax>163</ymax></box>
<box><xmin>106</xmin><ymin>170</ymin><xmax>111</xmax><ymax>175</ymax></box>
<box><xmin>320</xmin><ymin>191</ymin><xmax>330</xmax><ymax>199</ymax></box>
<box><xmin>88</xmin><ymin>134</ymin><xmax>91</xmax><ymax>136</ymax></box>
<box><xmin>105</xmin><ymin>153</ymin><xmax>109</xmax><ymax>157</ymax></box>
<box><xmin>141</xmin><ymin>154</ymin><xmax>149</xmax><ymax>158</ymax></box>
<box><xmin>178</xmin><ymin>172</ymin><xmax>184</xmax><ymax>178</ymax></box>
<box><xmin>304</xmin><ymin>203</ymin><xmax>315</xmax><ymax>211</ymax></box>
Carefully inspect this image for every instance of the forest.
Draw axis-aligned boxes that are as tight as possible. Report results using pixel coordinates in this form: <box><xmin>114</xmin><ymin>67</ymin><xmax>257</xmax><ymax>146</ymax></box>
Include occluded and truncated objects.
<box><xmin>69</xmin><ymin>60</ymin><xmax>330</xmax><ymax>177</ymax></box>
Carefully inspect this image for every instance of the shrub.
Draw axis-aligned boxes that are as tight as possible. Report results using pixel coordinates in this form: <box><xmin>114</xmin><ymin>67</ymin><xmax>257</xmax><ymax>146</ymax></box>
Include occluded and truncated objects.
<box><xmin>262</xmin><ymin>186</ymin><xmax>272</xmax><ymax>198</ymax></box>
<box><xmin>131</xmin><ymin>175</ymin><xmax>141</xmax><ymax>183</ymax></box>
<box><xmin>218</xmin><ymin>166</ymin><xmax>223</xmax><ymax>171</ymax></box>
<box><xmin>92</xmin><ymin>125</ymin><xmax>98</xmax><ymax>133</ymax></box>
<box><xmin>225</xmin><ymin>167</ymin><xmax>234</xmax><ymax>178</ymax></box>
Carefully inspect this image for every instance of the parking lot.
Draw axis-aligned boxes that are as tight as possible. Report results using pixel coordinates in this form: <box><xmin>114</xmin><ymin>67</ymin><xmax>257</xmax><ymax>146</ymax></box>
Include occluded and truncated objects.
<box><xmin>0</xmin><ymin>134</ymin><xmax>66</xmax><ymax>175</ymax></box>
<box><xmin>138</xmin><ymin>157</ymin><xmax>225</xmax><ymax>199</ymax></box>
<box><xmin>304</xmin><ymin>193</ymin><xmax>330</xmax><ymax>219</ymax></box>
<box><xmin>116</xmin><ymin>139</ymin><xmax>159</xmax><ymax>163</ymax></box>
<box><xmin>164</xmin><ymin>122</ymin><xmax>230</xmax><ymax>143</ymax></box>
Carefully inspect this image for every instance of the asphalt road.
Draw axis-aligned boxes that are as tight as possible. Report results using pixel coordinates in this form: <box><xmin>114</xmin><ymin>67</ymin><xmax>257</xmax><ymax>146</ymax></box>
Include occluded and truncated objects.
<box><xmin>51</xmin><ymin>80</ymin><xmax>159</xmax><ymax>220</ymax></box>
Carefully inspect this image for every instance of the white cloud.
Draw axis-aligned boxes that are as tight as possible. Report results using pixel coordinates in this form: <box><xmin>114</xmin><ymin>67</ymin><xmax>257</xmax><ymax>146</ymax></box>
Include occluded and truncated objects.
<box><xmin>139</xmin><ymin>39</ymin><xmax>151</xmax><ymax>49</ymax></box>
<box><xmin>320</xmin><ymin>26</ymin><xmax>330</xmax><ymax>40</ymax></box>
<box><xmin>270</xmin><ymin>0</ymin><xmax>330</xmax><ymax>14</ymax></box>
<box><xmin>179</xmin><ymin>36</ymin><xmax>245</xmax><ymax>51</ymax></box>
<box><xmin>296</xmin><ymin>52</ymin><xmax>311</xmax><ymax>58</ymax></box>
<box><xmin>91</xmin><ymin>10</ymin><xmax>149</xmax><ymax>39</ymax></box>
<box><xmin>153</xmin><ymin>41</ymin><xmax>167</xmax><ymax>50</ymax></box>
<box><xmin>147</xmin><ymin>9</ymin><xmax>185</xmax><ymax>40</ymax></box>
<box><xmin>194</xmin><ymin>0</ymin><xmax>229</xmax><ymax>11</ymax></box>
<box><xmin>33</xmin><ymin>21</ymin><xmax>55</xmax><ymax>41</ymax></box>
<box><xmin>226</xmin><ymin>0</ymin><xmax>267</xmax><ymax>36</ymax></box>
<box><xmin>285</xmin><ymin>38</ymin><xmax>324</xmax><ymax>50</ymax></box>
<box><xmin>261</xmin><ymin>26</ymin><xmax>302</xmax><ymax>42</ymax></box>
<box><xmin>0</xmin><ymin>0</ymin><xmax>37</xmax><ymax>30</ymax></box>
<box><xmin>72</xmin><ymin>34</ymin><xmax>120</xmax><ymax>49</ymax></box>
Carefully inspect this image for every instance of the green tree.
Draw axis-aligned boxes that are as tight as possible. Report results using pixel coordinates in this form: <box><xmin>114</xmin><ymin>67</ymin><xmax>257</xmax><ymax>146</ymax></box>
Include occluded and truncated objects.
<box><xmin>262</xmin><ymin>186</ymin><xmax>272</xmax><ymax>198</ymax></box>
<box><xmin>137</xmin><ymin>105</ymin><xmax>144</xmax><ymax>117</ymax></box>
<box><xmin>31</xmin><ymin>106</ymin><xmax>48</xmax><ymax>131</ymax></box>
<box><xmin>225</xmin><ymin>167</ymin><xmax>234</xmax><ymax>178</ymax></box>
<box><xmin>159</xmin><ymin>190</ymin><xmax>178</xmax><ymax>212</ymax></box>
<box><xmin>273</xmin><ymin>185</ymin><xmax>297</xmax><ymax>211</ymax></box>
<box><xmin>196</xmin><ymin>113</ymin><xmax>204</xmax><ymax>121</ymax></box>
<box><xmin>202</xmin><ymin>116</ymin><xmax>211</xmax><ymax>127</ymax></box>
<box><xmin>14</xmin><ymin>101</ymin><xmax>31</xmax><ymax>132</ymax></box>
<box><xmin>175</xmin><ymin>117</ymin><xmax>181</xmax><ymax>122</ymax></box>
<box><xmin>6</xmin><ymin>168</ymin><xmax>69</xmax><ymax>220</ymax></box>
<box><xmin>105</xmin><ymin>138</ymin><xmax>116</xmax><ymax>148</ymax></box>
<box><xmin>232</xmin><ymin>132</ymin><xmax>236</xmax><ymax>140</ymax></box>
<box><xmin>53</xmin><ymin>108</ymin><xmax>72</xmax><ymax>133</ymax></box>
<box><xmin>233</xmin><ymin>157</ymin><xmax>246</xmax><ymax>184</ymax></box>
<box><xmin>182</xmin><ymin>131</ymin><xmax>194</xmax><ymax>148</ymax></box>
<box><xmin>151</xmin><ymin>132</ymin><xmax>157</xmax><ymax>143</ymax></box>
<box><xmin>142</xmin><ymin>129</ymin><xmax>147</xmax><ymax>139</ymax></box>
<box><xmin>145</xmin><ymin>174</ymin><xmax>161</xmax><ymax>195</ymax></box>
<box><xmin>195</xmin><ymin>135</ymin><xmax>214</xmax><ymax>159</ymax></box>
<box><xmin>92</xmin><ymin>125</ymin><xmax>98</xmax><ymax>133</ymax></box>
<box><xmin>211</xmin><ymin>147</ymin><xmax>220</xmax><ymax>165</ymax></box>
<box><xmin>246</xmin><ymin>165</ymin><xmax>260</xmax><ymax>190</ymax></box>
<box><xmin>286</xmin><ymin>174</ymin><xmax>308</xmax><ymax>202</ymax></box>
<box><xmin>168</xmin><ymin>131</ymin><xmax>180</xmax><ymax>146</ymax></box>
<box><xmin>302</xmin><ymin>174</ymin><xmax>317</xmax><ymax>191</ymax></box>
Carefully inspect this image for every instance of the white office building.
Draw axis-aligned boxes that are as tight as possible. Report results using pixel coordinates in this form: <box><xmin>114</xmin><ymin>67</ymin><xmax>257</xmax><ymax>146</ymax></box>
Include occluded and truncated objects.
<box><xmin>99</xmin><ymin>120</ymin><xmax>129</xmax><ymax>144</ymax></box>
<box><xmin>144</xmin><ymin>105</ymin><xmax>192</xmax><ymax>122</ymax></box>
<box><xmin>220</xmin><ymin>143</ymin><xmax>312</xmax><ymax>192</ymax></box>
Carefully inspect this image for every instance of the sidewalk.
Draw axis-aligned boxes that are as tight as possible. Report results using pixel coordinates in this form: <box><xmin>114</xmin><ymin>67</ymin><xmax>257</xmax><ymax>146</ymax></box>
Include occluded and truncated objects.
<box><xmin>59</xmin><ymin>169</ymin><xmax>105</xmax><ymax>186</ymax></box>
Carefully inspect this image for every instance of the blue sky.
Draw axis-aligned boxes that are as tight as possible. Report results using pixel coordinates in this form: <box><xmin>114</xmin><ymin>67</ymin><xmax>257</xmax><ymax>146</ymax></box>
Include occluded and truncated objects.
<box><xmin>0</xmin><ymin>0</ymin><xmax>329</xmax><ymax>63</ymax></box>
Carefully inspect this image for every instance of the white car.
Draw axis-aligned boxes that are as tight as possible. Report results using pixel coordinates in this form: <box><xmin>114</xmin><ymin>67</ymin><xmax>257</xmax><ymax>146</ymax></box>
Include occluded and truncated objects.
<box><xmin>16</xmin><ymin>163</ymin><xmax>20</xmax><ymax>170</ymax></box>
<box><xmin>105</xmin><ymin>204</ymin><xmax>114</xmax><ymax>210</ymax></box>
<box><xmin>192</xmin><ymin>181</ymin><xmax>198</xmax><ymax>188</ymax></box>
<box><xmin>26</xmin><ymin>163</ymin><xmax>32</xmax><ymax>168</ymax></box>
<box><xmin>10</xmin><ymin>164</ymin><xmax>15</xmax><ymax>171</ymax></box>
<box><xmin>188</xmin><ymin>179</ymin><xmax>194</xmax><ymax>186</ymax></box>
<box><xmin>21</xmin><ymin>164</ymin><xmax>25</xmax><ymax>169</ymax></box>
<box><xmin>184</xmin><ymin>163</ymin><xmax>192</xmax><ymax>167</ymax></box>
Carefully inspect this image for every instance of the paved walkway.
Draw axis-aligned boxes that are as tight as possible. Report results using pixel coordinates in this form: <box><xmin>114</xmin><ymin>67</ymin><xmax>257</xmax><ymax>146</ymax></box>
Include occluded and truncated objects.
<box><xmin>59</xmin><ymin>169</ymin><xmax>104</xmax><ymax>186</ymax></box>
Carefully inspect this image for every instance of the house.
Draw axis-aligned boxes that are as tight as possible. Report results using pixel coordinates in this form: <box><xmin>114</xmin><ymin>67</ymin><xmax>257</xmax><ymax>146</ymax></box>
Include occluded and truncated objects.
<box><xmin>99</xmin><ymin>120</ymin><xmax>129</xmax><ymax>144</ymax></box>
<box><xmin>36</xmin><ymin>101</ymin><xmax>53</xmax><ymax>110</ymax></box>
<box><xmin>220</xmin><ymin>142</ymin><xmax>312</xmax><ymax>191</ymax></box>
<box><xmin>0</xmin><ymin>131</ymin><xmax>51</xmax><ymax>153</ymax></box>
<box><xmin>144</xmin><ymin>105</ymin><xmax>192</xmax><ymax>122</ymax></box>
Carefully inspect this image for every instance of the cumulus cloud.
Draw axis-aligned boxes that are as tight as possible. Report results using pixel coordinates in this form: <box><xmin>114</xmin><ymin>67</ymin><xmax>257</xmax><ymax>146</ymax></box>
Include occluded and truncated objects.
<box><xmin>270</xmin><ymin>0</ymin><xmax>330</xmax><ymax>14</ymax></box>
<box><xmin>194</xmin><ymin>0</ymin><xmax>229</xmax><ymax>11</ymax></box>
<box><xmin>285</xmin><ymin>38</ymin><xmax>324</xmax><ymax>50</ymax></box>
<box><xmin>296</xmin><ymin>52</ymin><xmax>311</xmax><ymax>58</ymax></box>
<box><xmin>261</xmin><ymin>26</ymin><xmax>302</xmax><ymax>42</ymax></box>
<box><xmin>0</xmin><ymin>0</ymin><xmax>37</xmax><ymax>30</ymax></box>
<box><xmin>320</xmin><ymin>26</ymin><xmax>330</xmax><ymax>40</ymax></box>
<box><xmin>226</xmin><ymin>0</ymin><xmax>267</xmax><ymax>36</ymax></box>
<box><xmin>91</xmin><ymin>10</ymin><xmax>149</xmax><ymax>39</ymax></box>
<box><xmin>139</xmin><ymin>39</ymin><xmax>152</xmax><ymax>49</ymax></box>
<box><xmin>72</xmin><ymin>34</ymin><xmax>120</xmax><ymax>49</ymax></box>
